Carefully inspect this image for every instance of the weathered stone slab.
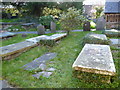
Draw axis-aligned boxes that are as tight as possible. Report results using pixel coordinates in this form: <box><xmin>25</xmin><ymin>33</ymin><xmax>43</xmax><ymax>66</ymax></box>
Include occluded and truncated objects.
<box><xmin>0</xmin><ymin>41</ymin><xmax>37</xmax><ymax>60</ymax></box>
<box><xmin>0</xmin><ymin>80</ymin><xmax>12</xmax><ymax>88</ymax></box>
<box><xmin>0</xmin><ymin>31</ymin><xmax>16</xmax><ymax>39</ymax></box>
<box><xmin>22</xmin><ymin>53</ymin><xmax>57</xmax><ymax>70</ymax></box>
<box><xmin>104</xmin><ymin>29</ymin><xmax>120</xmax><ymax>37</ymax></box>
<box><xmin>82</xmin><ymin>33</ymin><xmax>110</xmax><ymax>45</ymax></box>
<box><xmin>26</xmin><ymin>35</ymin><xmax>48</xmax><ymax>43</ymax></box>
<box><xmin>110</xmin><ymin>39</ymin><xmax>120</xmax><ymax>45</ymax></box>
<box><xmin>32</xmin><ymin>71</ymin><xmax>53</xmax><ymax>79</ymax></box>
<box><xmin>72</xmin><ymin>44</ymin><xmax>116</xmax><ymax>76</ymax></box>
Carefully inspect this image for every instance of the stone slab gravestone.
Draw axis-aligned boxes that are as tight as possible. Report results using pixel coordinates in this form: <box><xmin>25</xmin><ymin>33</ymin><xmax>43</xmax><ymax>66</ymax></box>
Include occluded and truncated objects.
<box><xmin>104</xmin><ymin>29</ymin><xmax>120</xmax><ymax>37</ymax></box>
<box><xmin>37</xmin><ymin>24</ymin><xmax>45</xmax><ymax>35</ymax></box>
<box><xmin>40</xmin><ymin>33</ymin><xmax>67</xmax><ymax>46</ymax></box>
<box><xmin>82</xmin><ymin>33</ymin><xmax>110</xmax><ymax>45</ymax></box>
<box><xmin>72</xmin><ymin>44</ymin><xmax>116</xmax><ymax>83</ymax></box>
<box><xmin>50</xmin><ymin>21</ymin><xmax>56</xmax><ymax>33</ymax></box>
<box><xmin>96</xmin><ymin>16</ymin><xmax>106</xmax><ymax>30</ymax></box>
<box><xmin>22</xmin><ymin>52</ymin><xmax>57</xmax><ymax>70</ymax></box>
<box><xmin>0</xmin><ymin>31</ymin><xmax>16</xmax><ymax>39</ymax></box>
<box><xmin>21</xmin><ymin>23</ymin><xmax>35</xmax><ymax>30</ymax></box>
<box><xmin>26</xmin><ymin>35</ymin><xmax>48</xmax><ymax>43</ymax></box>
<box><xmin>110</xmin><ymin>39</ymin><xmax>120</xmax><ymax>45</ymax></box>
<box><xmin>83</xmin><ymin>21</ymin><xmax>90</xmax><ymax>31</ymax></box>
<box><xmin>0</xmin><ymin>41</ymin><xmax>37</xmax><ymax>60</ymax></box>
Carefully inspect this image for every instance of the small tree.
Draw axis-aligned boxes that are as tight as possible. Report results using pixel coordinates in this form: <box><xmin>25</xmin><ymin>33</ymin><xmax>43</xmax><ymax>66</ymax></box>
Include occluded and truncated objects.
<box><xmin>95</xmin><ymin>7</ymin><xmax>104</xmax><ymax>18</ymax></box>
<box><xmin>59</xmin><ymin>7</ymin><xmax>86</xmax><ymax>35</ymax></box>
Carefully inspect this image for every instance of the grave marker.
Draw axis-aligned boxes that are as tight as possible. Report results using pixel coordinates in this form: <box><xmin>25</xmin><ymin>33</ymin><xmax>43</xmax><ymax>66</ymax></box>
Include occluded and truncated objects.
<box><xmin>37</xmin><ymin>24</ymin><xmax>45</xmax><ymax>35</ymax></box>
<box><xmin>83</xmin><ymin>21</ymin><xmax>90</xmax><ymax>31</ymax></box>
<box><xmin>72</xmin><ymin>44</ymin><xmax>116</xmax><ymax>83</ymax></box>
<box><xmin>96</xmin><ymin>16</ymin><xmax>106</xmax><ymax>30</ymax></box>
<box><xmin>50</xmin><ymin>21</ymin><xmax>56</xmax><ymax>33</ymax></box>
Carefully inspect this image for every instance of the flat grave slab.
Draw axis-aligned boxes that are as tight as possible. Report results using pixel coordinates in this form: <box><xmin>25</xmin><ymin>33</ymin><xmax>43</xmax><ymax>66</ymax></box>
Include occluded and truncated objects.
<box><xmin>0</xmin><ymin>31</ymin><xmax>16</xmax><ymax>39</ymax></box>
<box><xmin>104</xmin><ymin>29</ymin><xmax>120</xmax><ymax>37</ymax></box>
<box><xmin>26</xmin><ymin>35</ymin><xmax>48</xmax><ymax>43</ymax></box>
<box><xmin>0</xmin><ymin>41</ymin><xmax>37</xmax><ymax>60</ymax></box>
<box><xmin>82</xmin><ymin>33</ymin><xmax>110</xmax><ymax>45</ymax></box>
<box><xmin>22</xmin><ymin>52</ymin><xmax>57</xmax><ymax>70</ymax></box>
<box><xmin>110</xmin><ymin>39</ymin><xmax>120</xmax><ymax>45</ymax></box>
<box><xmin>72</xmin><ymin>44</ymin><xmax>116</xmax><ymax>83</ymax></box>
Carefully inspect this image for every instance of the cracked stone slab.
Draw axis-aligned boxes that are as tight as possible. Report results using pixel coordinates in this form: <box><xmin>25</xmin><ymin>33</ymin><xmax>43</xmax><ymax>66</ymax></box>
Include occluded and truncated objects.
<box><xmin>0</xmin><ymin>31</ymin><xmax>16</xmax><ymax>39</ymax></box>
<box><xmin>0</xmin><ymin>41</ymin><xmax>37</xmax><ymax>59</ymax></box>
<box><xmin>32</xmin><ymin>71</ymin><xmax>53</xmax><ymax>79</ymax></box>
<box><xmin>72</xmin><ymin>44</ymin><xmax>116</xmax><ymax>76</ymax></box>
<box><xmin>22</xmin><ymin>53</ymin><xmax>57</xmax><ymax>70</ymax></box>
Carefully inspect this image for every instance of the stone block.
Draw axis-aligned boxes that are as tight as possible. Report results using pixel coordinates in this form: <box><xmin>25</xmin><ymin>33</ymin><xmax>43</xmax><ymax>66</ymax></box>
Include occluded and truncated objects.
<box><xmin>72</xmin><ymin>44</ymin><xmax>116</xmax><ymax>83</ymax></box>
<box><xmin>82</xmin><ymin>33</ymin><xmax>110</xmax><ymax>45</ymax></box>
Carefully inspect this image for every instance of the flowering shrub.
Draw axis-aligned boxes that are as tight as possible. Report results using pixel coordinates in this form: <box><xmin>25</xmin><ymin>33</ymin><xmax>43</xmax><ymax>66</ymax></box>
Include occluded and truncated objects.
<box><xmin>59</xmin><ymin>7</ymin><xmax>87</xmax><ymax>35</ymax></box>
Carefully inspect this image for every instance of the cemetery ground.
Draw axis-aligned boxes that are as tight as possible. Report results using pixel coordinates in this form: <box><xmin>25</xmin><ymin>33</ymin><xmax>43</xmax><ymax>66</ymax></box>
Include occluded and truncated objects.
<box><xmin>1</xmin><ymin>31</ymin><xmax>119</xmax><ymax>88</ymax></box>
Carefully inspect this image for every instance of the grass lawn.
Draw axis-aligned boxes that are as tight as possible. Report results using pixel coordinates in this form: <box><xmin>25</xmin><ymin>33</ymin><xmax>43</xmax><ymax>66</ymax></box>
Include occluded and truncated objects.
<box><xmin>0</xmin><ymin>34</ymin><xmax>38</xmax><ymax>47</ymax></box>
<box><xmin>2</xmin><ymin>31</ymin><xmax>119</xmax><ymax>88</ymax></box>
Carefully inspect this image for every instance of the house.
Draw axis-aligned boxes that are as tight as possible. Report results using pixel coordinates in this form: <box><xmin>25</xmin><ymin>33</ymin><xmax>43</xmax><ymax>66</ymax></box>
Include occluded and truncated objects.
<box><xmin>104</xmin><ymin>1</ymin><xmax>120</xmax><ymax>29</ymax></box>
<box><xmin>83</xmin><ymin>0</ymin><xmax>105</xmax><ymax>19</ymax></box>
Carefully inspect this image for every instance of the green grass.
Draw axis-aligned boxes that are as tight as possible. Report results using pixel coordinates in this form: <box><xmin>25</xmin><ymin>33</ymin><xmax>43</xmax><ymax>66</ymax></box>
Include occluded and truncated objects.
<box><xmin>2</xmin><ymin>31</ymin><xmax>119</xmax><ymax>88</ymax></box>
<box><xmin>0</xmin><ymin>34</ymin><xmax>38</xmax><ymax>47</ymax></box>
<box><xmin>0</xmin><ymin>18</ymin><xmax>21</xmax><ymax>22</ymax></box>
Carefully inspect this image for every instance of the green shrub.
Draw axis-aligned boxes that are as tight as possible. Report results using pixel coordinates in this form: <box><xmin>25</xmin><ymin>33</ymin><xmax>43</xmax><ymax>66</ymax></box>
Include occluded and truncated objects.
<box><xmin>90</xmin><ymin>21</ymin><xmax>96</xmax><ymax>29</ymax></box>
<box><xmin>39</xmin><ymin>15</ymin><xmax>56</xmax><ymax>29</ymax></box>
<box><xmin>59</xmin><ymin>7</ymin><xmax>87</xmax><ymax>35</ymax></box>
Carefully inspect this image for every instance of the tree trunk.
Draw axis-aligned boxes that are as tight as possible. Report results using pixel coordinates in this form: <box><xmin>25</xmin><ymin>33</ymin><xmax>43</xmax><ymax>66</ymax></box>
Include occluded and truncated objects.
<box><xmin>67</xmin><ymin>31</ymin><xmax>70</xmax><ymax>35</ymax></box>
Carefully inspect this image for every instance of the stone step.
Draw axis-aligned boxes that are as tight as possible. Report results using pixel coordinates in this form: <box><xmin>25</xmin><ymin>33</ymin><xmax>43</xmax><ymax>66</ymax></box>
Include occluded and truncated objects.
<box><xmin>0</xmin><ymin>41</ymin><xmax>37</xmax><ymax>60</ymax></box>
<box><xmin>72</xmin><ymin>44</ymin><xmax>116</xmax><ymax>83</ymax></box>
